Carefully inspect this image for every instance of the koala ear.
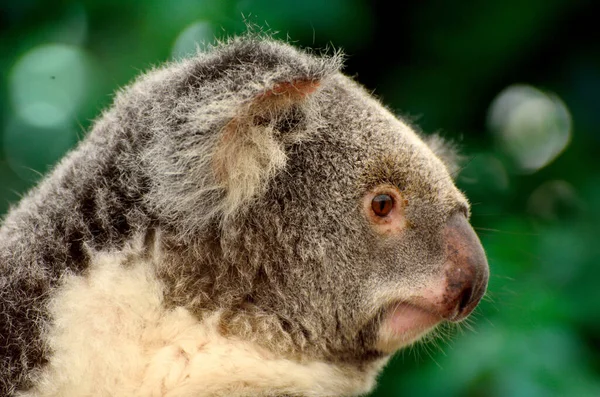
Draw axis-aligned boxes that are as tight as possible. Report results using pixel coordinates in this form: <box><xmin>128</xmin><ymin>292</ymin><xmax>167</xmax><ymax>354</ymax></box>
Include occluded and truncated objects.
<box><xmin>257</xmin><ymin>79</ymin><xmax>321</xmax><ymax>102</ymax></box>
<box><xmin>212</xmin><ymin>78</ymin><xmax>322</xmax><ymax>221</ymax></box>
<box><xmin>423</xmin><ymin>134</ymin><xmax>464</xmax><ymax>177</ymax></box>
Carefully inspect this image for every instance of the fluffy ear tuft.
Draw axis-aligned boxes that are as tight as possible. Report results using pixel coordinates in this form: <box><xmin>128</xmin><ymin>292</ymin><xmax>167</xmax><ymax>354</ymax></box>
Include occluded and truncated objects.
<box><xmin>213</xmin><ymin>77</ymin><xmax>323</xmax><ymax>223</ymax></box>
<box><xmin>423</xmin><ymin>134</ymin><xmax>464</xmax><ymax>178</ymax></box>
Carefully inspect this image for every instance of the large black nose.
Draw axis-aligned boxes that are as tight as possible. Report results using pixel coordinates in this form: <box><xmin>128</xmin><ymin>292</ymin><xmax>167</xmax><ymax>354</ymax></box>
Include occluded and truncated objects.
<box><xmin>440</xmin><ymin>212</ymin><xmax>489</xmax><ymax>322</ymax></box>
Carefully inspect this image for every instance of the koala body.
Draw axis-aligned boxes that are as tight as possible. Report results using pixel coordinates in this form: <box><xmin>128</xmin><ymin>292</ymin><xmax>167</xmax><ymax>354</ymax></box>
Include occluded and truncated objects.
<box><xmin>0</xmin><ymin>37</ymin><xmax>489</xmax><ymax>396</ymax></box>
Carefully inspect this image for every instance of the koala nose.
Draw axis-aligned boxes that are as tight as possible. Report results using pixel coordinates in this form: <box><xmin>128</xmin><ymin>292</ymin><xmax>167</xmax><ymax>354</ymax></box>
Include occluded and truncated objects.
<box><xmin>440</xmin><ymin>212</ymin><xmax>489</xmax><ymax>322</ymax></box>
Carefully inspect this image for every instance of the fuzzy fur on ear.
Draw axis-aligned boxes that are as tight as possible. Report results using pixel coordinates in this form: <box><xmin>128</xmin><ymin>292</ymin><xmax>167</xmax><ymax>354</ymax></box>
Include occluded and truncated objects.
<box><xmin>136</xmin><ymin>37</ymin><xmax>342</xmax><ymax>238</ymax></box>
<box><xmin>212</xmin><ymin>78</ymin><xmax>323</xmax><ymax>225</ymax></box>
<box><xmin>422</xmin><ymin>134</ymin><xmax>464</xmax><ymax>177</ymax></box>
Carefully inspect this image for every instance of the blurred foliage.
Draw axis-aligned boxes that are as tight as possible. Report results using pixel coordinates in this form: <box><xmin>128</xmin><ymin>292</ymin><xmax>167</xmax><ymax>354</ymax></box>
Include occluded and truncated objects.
<box><xmin>1</xmin><ymin>1</ymin><xmax>600</xmax><ymax>396</ymax></box>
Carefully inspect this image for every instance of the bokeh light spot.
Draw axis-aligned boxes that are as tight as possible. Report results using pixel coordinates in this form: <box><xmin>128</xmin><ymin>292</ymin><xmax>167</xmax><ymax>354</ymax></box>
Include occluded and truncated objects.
<box><xmin>528</xmin><ymin>180</ymin><xmax>582</xmax><ymax>222</ymax></box>
<box><xmin>487</xmin><ymin>85</ymin><xmax>572</xmax><ymax>173</ymax></box>
<box><xmin>9</xmin><ymin>44</ymin><xmax>92</xmax><ymax>128</ymax></box>
<box><xmin>172</xmin><ymin>21</ymin><xmax>215</xmax><ymax>59</ymax></box>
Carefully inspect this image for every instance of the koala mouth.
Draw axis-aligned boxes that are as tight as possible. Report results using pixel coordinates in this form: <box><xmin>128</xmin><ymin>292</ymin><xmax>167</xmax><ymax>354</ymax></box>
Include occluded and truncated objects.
<box><xmin>374</xmin><ymin>301</ymin><xmax>442</xmax><ymax>353</ymax></box>
<box><xmin>386</xmin><ymin>302</ymin><xmax>441</xmax><ymax>335</ymax></box>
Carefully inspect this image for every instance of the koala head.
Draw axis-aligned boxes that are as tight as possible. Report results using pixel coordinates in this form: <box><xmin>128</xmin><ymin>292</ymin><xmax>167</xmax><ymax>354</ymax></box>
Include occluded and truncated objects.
<box><xmin>116</xmin><ymin>36</ymin><xmax>489</xmax><ymax>370</ymax></box>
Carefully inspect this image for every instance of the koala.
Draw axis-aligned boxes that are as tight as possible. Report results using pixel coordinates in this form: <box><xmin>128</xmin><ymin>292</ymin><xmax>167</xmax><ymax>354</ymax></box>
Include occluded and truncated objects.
<box><xmin>0</xmin><ymin>36</ymin><xmax>489</xmax><ymax>397</ymax></box>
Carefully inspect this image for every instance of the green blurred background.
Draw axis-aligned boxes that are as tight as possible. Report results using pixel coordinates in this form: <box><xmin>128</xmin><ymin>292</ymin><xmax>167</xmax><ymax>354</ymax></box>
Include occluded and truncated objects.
<box><xmin>1</xmin><ymin>1</ymin><xmax>599</xmax><ymax>396</ymax></box>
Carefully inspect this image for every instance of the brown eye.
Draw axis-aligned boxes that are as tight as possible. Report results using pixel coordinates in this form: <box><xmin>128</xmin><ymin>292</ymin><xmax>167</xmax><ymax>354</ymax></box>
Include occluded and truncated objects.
<box><xmin>371</xmin><ymin>194</ymin><xmax>394</xmax><ymax>217</ymax></box>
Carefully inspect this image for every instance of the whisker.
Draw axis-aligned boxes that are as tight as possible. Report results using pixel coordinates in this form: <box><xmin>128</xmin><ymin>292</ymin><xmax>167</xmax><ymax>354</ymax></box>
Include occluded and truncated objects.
<box><xmin>473</xmin><ymin>227</ymin><xmax>538</xmax><ymax>236</ymax></box>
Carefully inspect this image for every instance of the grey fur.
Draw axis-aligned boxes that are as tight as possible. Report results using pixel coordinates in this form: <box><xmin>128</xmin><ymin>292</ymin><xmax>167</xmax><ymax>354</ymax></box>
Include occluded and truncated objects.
<box><xmin>0</xmin><ymin>36</ymin><xmax>484</xmax><ymax>396</ymax></box>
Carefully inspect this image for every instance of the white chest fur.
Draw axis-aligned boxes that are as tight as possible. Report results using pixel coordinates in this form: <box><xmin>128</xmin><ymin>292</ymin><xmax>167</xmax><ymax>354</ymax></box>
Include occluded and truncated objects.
<box><xmin>22</xmin><ymin>245</ymin><xmax>381</xmax><ymax>397</ymax></box>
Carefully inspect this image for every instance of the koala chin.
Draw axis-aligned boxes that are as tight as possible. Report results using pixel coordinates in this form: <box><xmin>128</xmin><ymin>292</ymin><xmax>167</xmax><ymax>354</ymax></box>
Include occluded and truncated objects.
<box><xmin>0</xmin><ymin>36</ymin><xmax>489</xmax><ymax>397</ymax></box>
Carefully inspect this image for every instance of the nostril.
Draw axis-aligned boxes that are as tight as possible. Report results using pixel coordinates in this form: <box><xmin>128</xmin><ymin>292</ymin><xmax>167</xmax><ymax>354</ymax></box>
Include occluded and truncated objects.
<box><xmin>458</xmin><ymin>286</ymin><xmax>473</xmax><ymax>314</ymax></box>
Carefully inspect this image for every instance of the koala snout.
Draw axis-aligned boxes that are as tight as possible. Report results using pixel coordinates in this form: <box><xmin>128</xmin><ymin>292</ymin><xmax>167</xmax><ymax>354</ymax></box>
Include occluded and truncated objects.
<box><xmin>439</xmin><ymin>212</ymin><xmax>489</xmax><ymax>322</ymax></box>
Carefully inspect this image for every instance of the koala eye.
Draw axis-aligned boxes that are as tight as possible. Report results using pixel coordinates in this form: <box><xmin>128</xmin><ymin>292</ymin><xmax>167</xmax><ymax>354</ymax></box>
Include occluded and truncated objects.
<box><xmin>371</xmin><ymin>194</ymin><xmax>394</xmax><ymax>217</ymax></box>
<box><xmin>363</xmin><ymin>187</ymin><xmax>406</xmax><ymax>233</ymax></box>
